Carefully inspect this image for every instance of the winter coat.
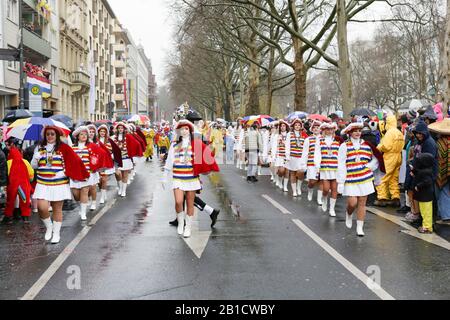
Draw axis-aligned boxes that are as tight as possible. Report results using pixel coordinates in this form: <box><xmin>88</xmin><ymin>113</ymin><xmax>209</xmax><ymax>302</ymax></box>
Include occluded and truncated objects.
<box><xmin>412</xmin><ymin>120</ymin><xmax>438</xmax><ymax>179</ymax></box>
<box><xmin>412</xmin><ymin>153</ymin><xmax>435</xmax><ymax>202</ymax></box>
<box><xmin>0</xmin><ymin>148</ymin><xmax>8</xmax><ymax>187</ymax></box>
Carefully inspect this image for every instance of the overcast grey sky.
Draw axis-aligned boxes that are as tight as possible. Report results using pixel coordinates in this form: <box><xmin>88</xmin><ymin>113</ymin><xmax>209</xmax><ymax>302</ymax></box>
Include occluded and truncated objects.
<box><xmin>109</xmin><ymin>0</ymin><xmax>175</xmax><ymax>86</ymax></box>
<box><xmin>108</xmin><ymin>1</ymin><xmax>391</xmax><ymax>85</ymax></box>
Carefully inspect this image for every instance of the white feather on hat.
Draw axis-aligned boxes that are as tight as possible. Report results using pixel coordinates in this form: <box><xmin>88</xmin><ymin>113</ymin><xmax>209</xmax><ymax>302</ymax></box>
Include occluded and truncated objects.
<box><xmin>342</xmin><ymin>122</ymin><xmax>364</xmax><ymax>135</ymax></box>
<box><xmin>87</xmin><ymin>124</ymin><xmax>97</xmax><ymax>134</ymax></box>
<box><xmin>72</xmin><ymin>126</ymin><xmax>89</xmax><ymax>138</ymax></box>
<box><xmin>310</xmin><ymin>120</ymin><xmax>323</xmax><ymax>128</ymax></box>
<box><xmin>176</xmin><ymin>119</ymin><xmax>195</xmax><ymax>132</ymax></box>
<box><xmin>290</xmin><ymin>118</ymin><xmax>303</xmax><ymax>127</ymax></box>
<box><xmin>320</xmin><ymin>122</ymin><xmax>337</xmax><ymax>131</ymax></box>
<box><xmin>97</xmin><ymin>124</ymin><xmax>110</xmax><ymax>135</ymax></box>
<box><xmin>279</xmin><ymin>119</ymin><xmax>290</xmax><ymax>128</ymax></box>
<box><xmin>114</xmin><ymin>121</ymin><xmax>128</xmax><ymax>131</ymax></box>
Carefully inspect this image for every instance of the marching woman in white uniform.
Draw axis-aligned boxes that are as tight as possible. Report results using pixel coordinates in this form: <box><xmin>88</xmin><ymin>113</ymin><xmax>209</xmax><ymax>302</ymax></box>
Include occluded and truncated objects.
<box><xmin>285</xmin><ymin>118</ymin><xmax>308</xmax><ymax>197</ymax></box>
<box><xmin>32</xmin><ymin>126</ymin><xmax>89</xmax><ymax>243</ymax></box>
<box><xmin>97</xmin><ymin>125</ymin><xmax>119</xmax><ymax>204</ymax></box>
<box><xmin>110</xmin><ymin>122</ymin><xmax>136</xmax><ymax>197</ymax></box>
<box><xmin>268</xmin><ymin>121</ymin><xmax>279</xmax><ymax>183</ymax></box>
<box><xmin>301</xmin><ymin>120</ymin><xmax>323</xmax><ymax>204</ymax></box>
<box><xmin>273</xmin><ymin>120</ymin><xmax>290</xmax><ymax>192</ymax></box>
<box><xmin>87</xmin><ymin>124</ymin><xmax>100</xmax><ymax>211</ymax></box>
<box><xmin>163</xmin><ymin>120</ymin><xmax>219</xmax><ymax>238</ymax></box>
<box><xmin>258</xmin><ymin>125</ymin><xmax>271</xmax><ymax>176</ymax></box>
<box><xmin>315</xmin><ymin>122</ymin><xmax>341</xmax><ymax>216</ymax></box>
<box><xmin>70</xmin><ymin>126</ymin><xmax>106</xmax><ymax>221</ymax></box>
<box><xmin>337</xmin><ymin>122</ymin><xmax>379</xmax><ymax>237</ymax></box>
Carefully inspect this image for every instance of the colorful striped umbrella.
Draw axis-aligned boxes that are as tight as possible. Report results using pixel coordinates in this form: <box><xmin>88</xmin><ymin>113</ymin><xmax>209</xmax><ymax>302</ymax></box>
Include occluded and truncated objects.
<box><xmin>129</xmin><ymin>114</ymin><xmax>150</xmax><ymax>125</ymax></box>
<box><xmin>7</xmin><ymin>117</ymin><xmax>71</xmax><ymax>141</ymax></box>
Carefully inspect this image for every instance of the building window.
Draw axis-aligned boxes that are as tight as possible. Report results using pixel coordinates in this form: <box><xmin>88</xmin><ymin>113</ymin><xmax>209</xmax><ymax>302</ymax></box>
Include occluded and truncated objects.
<box><xmin>51</xmin><ymin>66</ymin><xmax>58</xmax><ymax>85</ymax></box>
<box><xmin>7</xmin><ymin>46</ymin><xmax>18</xmax><ymax>71</ymax></box>
<box><xmin>7</xmin><ymin>0</ymin><xmax>18</xmax><ymax>23</ymax></box>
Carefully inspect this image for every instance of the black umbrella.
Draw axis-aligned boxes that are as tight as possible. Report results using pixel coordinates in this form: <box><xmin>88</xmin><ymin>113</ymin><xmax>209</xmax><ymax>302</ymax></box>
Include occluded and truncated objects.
<box><xmin>350</xmin><ymin>108</ymin><xmax>376</xmax><ymax>117</ymax></box>
<box><xmin>2</xmin><ymin>109</ymin><xmax>33</xmax><ymax>123</ymax></box>
<box><xmin>50</xmin><ymin>114</ymin><xmax>74</xmax><ymax>128</ymax></box>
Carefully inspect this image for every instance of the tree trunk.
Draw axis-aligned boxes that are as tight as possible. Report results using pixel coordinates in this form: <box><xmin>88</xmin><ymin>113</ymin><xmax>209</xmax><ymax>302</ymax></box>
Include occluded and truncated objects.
<box><xmin>246</xmin><ymin>46</ymin><xmax>260</xmax><ymax>115</ymax></box>
<box><xmin>293</xmin><ymin>37</ymin><xmax>307</xmax><ymax>111</ymax></box>
<box><xmin>337</xmin><ymin>0</ymin><xmax>356</xmax><ymax>119</ymax></box>
<box><xmin>443</xmin><ymin>0</ymin><xmax>450</xmax><ymax>115</ymax></box>
<box><xmin>266</xmin><ymin>46</ymin><xmax>275</xmax><ymax>115</ymax></box>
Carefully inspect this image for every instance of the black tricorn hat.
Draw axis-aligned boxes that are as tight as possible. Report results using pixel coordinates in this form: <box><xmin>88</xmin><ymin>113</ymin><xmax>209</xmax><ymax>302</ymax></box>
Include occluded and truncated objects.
<box><xmin>186</xmin><ymin>110</ymin><xmax>203</xmax><ymax>122</ymax></box>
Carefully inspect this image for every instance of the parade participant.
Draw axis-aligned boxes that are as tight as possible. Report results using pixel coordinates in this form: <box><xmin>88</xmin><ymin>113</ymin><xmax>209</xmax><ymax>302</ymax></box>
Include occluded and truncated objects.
<box><xmin>142</xmin><ymin>122</ymin><xmax>156</xmax><ymax>161</ymax></box>
<box><xmin>162</xmin><ymin>120</ymin><xmax>219</xmax><ymax>238</ymax></box>
<box><xmin>245</xmin><ymin>122</ymin><xmax>262</xmax><ymax>182</ymax></box>
<box><xmin>87</xmin><ymin>124</ymin><xmax>101</xmax><ymax>211</ymax></box>
<box><xmin>258</xmin><ymin>125</ymin><xmax>270</xmax><ymax>176</ymax></box>
<box><xmin>210</xmin><ymin>122</ymin><xmax>224</xmax><ymax>161</ymax></box>
<box><xmin>70</xmin><ymin>126</ymin><xmax>106</xmax><ymax>220</ymax></box>
<box><xmin>268</xmin><ymin>121</ymin><xmax>279</xmax><ymax>183</ymax></box>
<box><xmin>110</xmin><ymin>122</ymin><xmax>137</xmax><ymax>197</ymax></box>
<box><xmin>301</xmin><ymin>120</ymin><xmax>323</xmax><ymax>204</ymax></box>
<box><xmin>225</xmin><ymin>126</ymin><xmax>235</xmax><ymax>163</ymax></box>
<box><xmin>233</xmin><ymin>120</ymin><xmax>243</xmax><ymax>169</ymax></box>
<box><xmin>273</xmin><ymin>120</ymin><xmax>290</xmax><ymax>192</ymax></box>
<box><xmin>97</xmin><ymin>125</ymin><xmax>121</xmax><ymax>205</ymax></box>
<box><xmin>374</xmin><ymin>115</ymin><xmax>405</xmax><ymax>208</ymax></box>
<box><xmin>285</xmin><ymin>118</ymin><xmax>307</xmax><ymax>197</ymax></box>
<box><xmin>2</xmin><ymin>143</ymin><xmax>34</xmax><ymax>225</ymax></box>
<box><xmin>315</xmin><ymin>122</ymin><xmax>340</xmax><ymax>217</ymax></box>
<box><xmin>32</xmin><ymin>126</ymin><xmax>89</xmax><ymax>243</ymax></box>
<box><xmin>157</xmin><ymin>132</ymin><xmax>171</xmax><ymax>161</ymax></box>
<box><xmin>337</xmin><ymin>123</ymin><xmax>379</xmax><ymax>237</ymax></box>
<box><xmin>127</xmin><ymin>123</ymin><xmax>145</xmax><ymax>183</ymax></box>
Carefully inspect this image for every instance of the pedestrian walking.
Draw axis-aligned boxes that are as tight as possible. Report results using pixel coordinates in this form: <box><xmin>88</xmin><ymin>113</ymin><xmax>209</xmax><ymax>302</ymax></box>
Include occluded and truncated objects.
<box><xmin>337</xmin><ymin>123</ymin><xmax>379</xmax><ymax>237</ymax></box>
<box><xmin>316</xmin><ymin>122</ymin><xmax>340</xmax><ymax>217</ymax></box>
<box><xmin>70</xmin><ymin>126</ymin><xmax>106</xmax><ymax>221</ymax></box>
<box><xmin>244</xmin><ymin>123</ymin><xmax>262</xmax><ymax>182</ymax></box>
<box><xmin>32</xmin><ymin>126</ymin><xmax>89</xmax><ymax>243</ymax></box>
<box><xmin>162</xmin><ymin>120</ymin><xmax>219</xmax><ymax>238</ymax></box>
<box><xmin>285</xmin><ymin>118</ymin><xmax>307</xmax><ymax>197</ymax></box>
<box><xmin>301</xmin><ymin>120</ymin><xmax>323</xmax><ymax>205</ymax></box>
<box><xmin>273</xmin><ymin>120</ymin><xmax>290</xmax><ymax>192</ymax></box>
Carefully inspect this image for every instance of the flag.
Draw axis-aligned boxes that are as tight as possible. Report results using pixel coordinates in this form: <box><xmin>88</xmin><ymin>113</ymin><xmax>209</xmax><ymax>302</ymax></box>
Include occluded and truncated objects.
<box><xmin>27</xmin><ymin>73</ymin><xmax>51</xmax><ymax>99</ymax></box>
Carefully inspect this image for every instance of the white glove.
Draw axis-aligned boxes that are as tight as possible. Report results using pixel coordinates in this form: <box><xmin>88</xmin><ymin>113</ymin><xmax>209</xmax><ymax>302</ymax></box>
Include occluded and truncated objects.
<box><xmin>161</xmin><ymin>170</ymin><xmax>169</xmax><ymax>185</ymax></box>
<box><xmin>338</xmin><ymin>184</ymin><xmax>345</xmax><ymax>195</ymax></box>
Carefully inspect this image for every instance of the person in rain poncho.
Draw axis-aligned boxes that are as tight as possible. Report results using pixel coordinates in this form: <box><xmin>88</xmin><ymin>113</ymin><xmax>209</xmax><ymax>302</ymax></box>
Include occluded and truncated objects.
<box><xmin>374</xmin><ymin>115</ymin><xmax>405</xmax><ymax>208</ymax></box>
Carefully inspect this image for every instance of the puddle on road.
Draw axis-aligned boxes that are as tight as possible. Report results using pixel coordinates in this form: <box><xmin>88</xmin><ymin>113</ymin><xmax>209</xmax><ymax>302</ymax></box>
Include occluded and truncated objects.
<box><xmin>208</xmin><ymin>173</ymin><xmax>246</xmax><ymax>224</ymax></box>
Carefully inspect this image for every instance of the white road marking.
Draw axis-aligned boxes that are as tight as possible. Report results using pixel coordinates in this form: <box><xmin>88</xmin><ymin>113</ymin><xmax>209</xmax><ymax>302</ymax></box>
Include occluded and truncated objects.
<box><xmin>291</xmin><ymin>219</ymin><xmax>395</xmax><ymax>300</ymax></box>
<box><xmin>183</xmin><ymin>213</ymin><xmax>211</xmax><ymax>259</ymax></box>
<box><xmin>368</xmin><ymin>207</ymin><xmax>450</xmax><ymax>251</ymax></box>
<box><xmin>20</xmin><ymin>199</ymin><xmax>117</xmax><ymax>300</ymax></box>
<box><xmin>262</xmin><ymin>194</ymin><xmax>292</xmax><ymax>215</ymax></box>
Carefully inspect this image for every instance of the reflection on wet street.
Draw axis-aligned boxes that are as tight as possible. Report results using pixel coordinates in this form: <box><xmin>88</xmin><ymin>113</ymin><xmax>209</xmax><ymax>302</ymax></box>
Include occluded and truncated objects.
<box><xmin>0</xmin><ymin>161</ymin><xmax>449</xmax><ymax>300</ymax></box>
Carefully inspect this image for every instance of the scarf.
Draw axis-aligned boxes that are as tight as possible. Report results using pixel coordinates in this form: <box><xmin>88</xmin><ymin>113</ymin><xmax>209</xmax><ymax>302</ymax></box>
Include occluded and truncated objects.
<box><xmin>436</xmin><ymin>135</ymin><xmax>450</xmax><ymax>189</ymax></box>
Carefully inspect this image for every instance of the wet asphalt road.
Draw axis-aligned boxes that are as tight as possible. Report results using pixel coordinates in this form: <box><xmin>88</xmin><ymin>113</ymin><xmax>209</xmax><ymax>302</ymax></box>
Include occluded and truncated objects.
<box><xmin>0</xmin><ymin>160</ymin><xmax>449</xmax><ymax>300</ymax></box>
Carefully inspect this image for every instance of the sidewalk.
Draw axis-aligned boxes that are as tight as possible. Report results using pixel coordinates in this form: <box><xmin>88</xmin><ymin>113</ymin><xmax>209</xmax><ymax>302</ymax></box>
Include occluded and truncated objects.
<box><xmin>367</xmin><ymin>205</ymin><xmax>450</xmax><ymax>246</ymax></box>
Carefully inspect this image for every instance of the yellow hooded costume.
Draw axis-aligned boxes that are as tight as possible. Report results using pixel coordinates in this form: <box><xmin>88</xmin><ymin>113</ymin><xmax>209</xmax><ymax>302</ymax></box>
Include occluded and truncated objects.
<box><xmin>376</xmin><ymin>115</ymin><xmax>405</xmax><ymax>201</ymax></box>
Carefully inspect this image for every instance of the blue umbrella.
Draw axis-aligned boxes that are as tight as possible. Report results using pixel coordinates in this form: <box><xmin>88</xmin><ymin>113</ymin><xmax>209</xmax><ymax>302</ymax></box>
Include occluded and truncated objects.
<box><xmin>287</xmin><ymin>111</ymin><xmax>308</xmax><ymax>121</ymax></box>
<box><xmin>50</xmin><ymin>114</ymin><xmax>74</xmax><ymax>128</ymax></box>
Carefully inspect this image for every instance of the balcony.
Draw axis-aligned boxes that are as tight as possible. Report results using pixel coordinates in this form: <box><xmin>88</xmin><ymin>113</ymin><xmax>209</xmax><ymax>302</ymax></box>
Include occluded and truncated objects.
<box><xmin>114</xmin><ymin>60</ymin><xmax>125</xmax><ymax>69</ymax></box>
<box><xmin>114</xmin><ymin>93</ymin><xmax>124</xmax><ymax>101</ymax></box>
<box><xmin>115</xmin><ymin>77</ymin><xmax>124</xmax><ymax>85</ymax></box>
<box><xmin>70</xmin><ymin>71</ymin><xmax>90</xmax><ymax>95</ymax></box>
<box><xmin>23</xmin><ymin>29</ymin><xmax>51</xmax><ymax>60</ymax></box>
<box><xmin>113</xmin><ymin>44</ymin><xmax>126</xmax><ymax>53</ymax></box>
